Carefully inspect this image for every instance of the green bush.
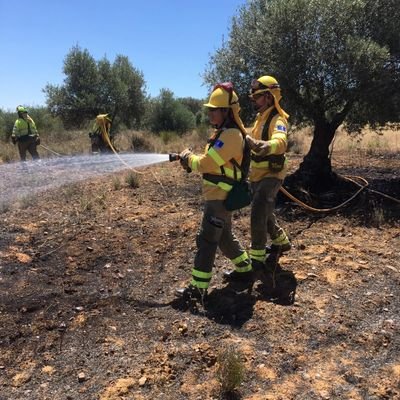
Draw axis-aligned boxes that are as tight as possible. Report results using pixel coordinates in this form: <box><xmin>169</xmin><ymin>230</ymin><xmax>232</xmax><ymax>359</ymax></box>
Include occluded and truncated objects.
<box><xmin>146</xmin><ymin>89</ymin><xmax>196</xmax><ymax>135</ymax></box>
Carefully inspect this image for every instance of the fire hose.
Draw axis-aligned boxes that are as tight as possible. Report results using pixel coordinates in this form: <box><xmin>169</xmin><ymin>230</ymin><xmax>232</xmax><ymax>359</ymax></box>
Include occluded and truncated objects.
<box><xmin>169</xmin><ymin>153</ymin><xmax>399</xmax><ymax>211</ymax></box>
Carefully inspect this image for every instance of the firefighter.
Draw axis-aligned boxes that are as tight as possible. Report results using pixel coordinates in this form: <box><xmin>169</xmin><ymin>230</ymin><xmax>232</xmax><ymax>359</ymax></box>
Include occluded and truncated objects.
<box><xmin>89</xmin><ymin>113</ymin><xmax>114</xmax><ymax>154</ymax></box>
<box><xmin>11</xmin><ymin>106</ymin><xmax>40</xmax><ymax>162</ymax></box>
<box><xmin>239</xmin><ymin>77</ymin><xmax>291</xmax><ymax>274</ymax></box>
<box><xmin>225</xmin><ymin>76</ymin><xmax>291</xmax><ymax>282</ymax></box>
<box><xmin>175</xmin><ymin>83</ymin><xmax>252</xmax><ymax>300</ymax></box>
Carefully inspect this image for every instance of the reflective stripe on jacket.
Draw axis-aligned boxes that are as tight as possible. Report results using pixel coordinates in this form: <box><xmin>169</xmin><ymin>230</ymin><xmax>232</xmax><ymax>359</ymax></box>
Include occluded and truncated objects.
<box><xmin>188</xmin><ymin>127</ymin><xmax>244</xmax><ymax>201</ymax></box>
<box><xmin>12</xmin><ymin>116</ymin><xmax>38</xmax><ymax>138</ymax></box>
<box><xmin>249</xmin><ymin>106</ymin><xmax>288</xmax><ymax>182</ymax></box>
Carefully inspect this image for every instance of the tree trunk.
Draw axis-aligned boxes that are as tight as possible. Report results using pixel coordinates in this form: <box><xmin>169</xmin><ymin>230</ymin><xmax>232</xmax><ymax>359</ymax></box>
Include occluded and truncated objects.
<box><xmin>287</xmin><ymin>119</ymin><xmax>338</xmax><ymax>192</ymax></box>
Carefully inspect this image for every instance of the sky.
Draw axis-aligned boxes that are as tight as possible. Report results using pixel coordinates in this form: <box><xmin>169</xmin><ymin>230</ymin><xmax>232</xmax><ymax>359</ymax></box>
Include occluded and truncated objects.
<box><xmin>0</xmin><ymin>0</ymin><xmax>247</xmax><ymax>111</ymax></box>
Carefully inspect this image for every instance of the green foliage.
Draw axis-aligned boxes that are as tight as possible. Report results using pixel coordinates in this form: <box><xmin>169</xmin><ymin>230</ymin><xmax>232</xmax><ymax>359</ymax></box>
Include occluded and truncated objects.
<box><xmin>0</xmin><ymin>110</ymin><xmax>16</xmax><ymax>142</ymax></box>
<box><xmin>0</xmin><ymin>106</ymin><xmax>64</xmax><ymax>143</ymax></box>
<box><xmin>146</xmin><ymin>89</ymin><xmax>196</xmax><ymax>135</ymax></box>
<box><xmin>177</xmin><ymin>97</ymin><xmax>204</xmax><ymax>120</ymax></box>
<box><xmin>44</xmin><ymin>45</ymin><xmax>146</xmax><ymax>130</ymax></box>
<box><xmin>204</xmin><ymin>0</ymin><xmax>400</xmax><ymax>131</ymax></box>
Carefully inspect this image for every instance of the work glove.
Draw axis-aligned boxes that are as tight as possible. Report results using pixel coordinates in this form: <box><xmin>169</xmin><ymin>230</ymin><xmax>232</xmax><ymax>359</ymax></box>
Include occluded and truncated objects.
<box><xmin>246</xmin><ymin>135</ymin><xmax>271</xmax><ymax>156</ymax></box>
<box><xmin>11</xmin><ymin>136</ymin><xmax>17</xmax><ymax>145</ymax></box>
<box><xmin>35</xmin><ymin>136</ymin><xmax>40</xmax><ymax>145</ymax></box>
<box><xmin>179</xmin><ymin>148</ymin><xmax>193</xmax><ymax>170</ymax></box>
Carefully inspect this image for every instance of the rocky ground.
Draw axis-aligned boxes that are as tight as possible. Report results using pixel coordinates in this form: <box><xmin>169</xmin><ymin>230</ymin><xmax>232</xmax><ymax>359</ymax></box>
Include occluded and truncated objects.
<box><xmin>0</xmin><ymin>151</ymin><xmax>399</xmax><ymax>400</ymax></box>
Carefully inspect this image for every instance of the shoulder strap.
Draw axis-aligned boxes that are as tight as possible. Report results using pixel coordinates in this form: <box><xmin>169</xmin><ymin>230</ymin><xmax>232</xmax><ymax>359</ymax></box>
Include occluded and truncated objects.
<box><xmin>261</xmin><ymin>108</ymin><xmax>278</xmax><ymax>141</ymax></box>
<box><xmin>230</xmin><ymin>158</ymin><xmax>242</xmax><ymax>181</ymax></box>
<box><xmin>207</xmin><ymin>128</ymin><xmax>223</xmax><ymax>148</ymax></box>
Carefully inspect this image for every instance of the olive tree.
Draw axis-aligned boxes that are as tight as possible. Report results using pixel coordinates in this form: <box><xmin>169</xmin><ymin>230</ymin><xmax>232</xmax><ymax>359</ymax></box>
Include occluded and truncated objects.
<box><xmin>146</xmin><ymin>89</ymin><xmax>196</xmax><ymax>135</ymax></box>
<box><xmin>204</xmin><ymin>0</ymin><xmax>400</xmax><ymax>190</ymax></box>
<box><xmin>44</xmin><ymin>46</ymin><xmax>146</xmax><ymax>130</ymax></box>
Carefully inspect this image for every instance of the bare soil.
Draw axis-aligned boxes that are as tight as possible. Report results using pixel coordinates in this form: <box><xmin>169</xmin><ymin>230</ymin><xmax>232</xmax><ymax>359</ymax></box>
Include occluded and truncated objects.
<box><xmin>0</xmin><ymin>151</ymin><xmax>399</xmax><ymax>400</ymax></box>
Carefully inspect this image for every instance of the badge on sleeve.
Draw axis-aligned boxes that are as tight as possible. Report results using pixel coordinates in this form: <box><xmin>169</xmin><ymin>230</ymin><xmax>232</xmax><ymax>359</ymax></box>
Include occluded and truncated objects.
<box><xmin>276</xmin><ymin>125</ymin><xmax>287</xmax><ymax>132</ymax></box>
<box><xmin>214</xmin><ymin>139</ymin><xmax>224</xmax><ymax>148</ymax></box>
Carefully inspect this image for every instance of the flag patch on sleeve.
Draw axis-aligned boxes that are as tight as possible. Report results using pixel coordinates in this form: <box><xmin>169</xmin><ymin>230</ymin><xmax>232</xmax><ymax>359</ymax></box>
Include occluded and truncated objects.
<box><xmin>276</xmin><ymin>125</ymin><xmax>287</xmax><ymax>132</ymax></box>
<box><xmin>214</xmin><ymin>139</ymin><xmax>224</xmax><ymax>148</ymax></box>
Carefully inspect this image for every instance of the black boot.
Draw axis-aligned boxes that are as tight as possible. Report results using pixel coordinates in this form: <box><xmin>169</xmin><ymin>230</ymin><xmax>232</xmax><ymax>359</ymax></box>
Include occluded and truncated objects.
<box><xmin>251</xmin><ymin>259</ymin><xmax>266</xmax><ymax>273</ymax></box>
<box><xmin>266</xmin><ymin>242</ymin><xmax>292</xmax><ymax>254</ymax></box>
<box><xmin>175</xmin><ymin>284</ymin><xmax>207</xmax><ymax>300</ymax></box>
<box><xmin>223</xmin><ymin>270</ymin><xmax>254</xmax><ymax>292</ymax></box>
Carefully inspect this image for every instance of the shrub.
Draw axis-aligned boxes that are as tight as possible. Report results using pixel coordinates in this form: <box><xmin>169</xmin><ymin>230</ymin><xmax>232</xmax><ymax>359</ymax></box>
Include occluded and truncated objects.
<box><xmin>146</xmin><ymin>89</ymin><xmax>196</xmax><ymax>135</ymax></box>
<box><xmin>131</xmin><ymin>132</ymin><xmax>154</xmax><ymax>152</ymax></box>
<box><xmin>112</xmin><ymin>176</ymin><xmax>122</xmax><ymax>190</ymax></box>
<box><xmin>125</xmin><ymin>171</ymin><xmax>140</xmax><ymax>188</ymax></box>
<box><xmin>216</xmin><ymin>346</ymin><xmax>245</xmax><ymax>394</ymax></box>
<box><xmin>159</xmin><ymin>131</ymin><xmax>178</xmax><ymax>144</ymax></box>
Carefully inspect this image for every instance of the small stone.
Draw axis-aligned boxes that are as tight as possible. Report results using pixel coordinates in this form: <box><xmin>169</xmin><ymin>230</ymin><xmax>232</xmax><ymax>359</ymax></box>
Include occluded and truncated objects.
<box><xmin>138</xmin><ymin>376</ymin><xmax>147</xmax><ymax>386</ymax></box>
<box><xmin>78</xmin><ymin>372</ymin><xmax>86</xmax><ymax>382</ymax></box>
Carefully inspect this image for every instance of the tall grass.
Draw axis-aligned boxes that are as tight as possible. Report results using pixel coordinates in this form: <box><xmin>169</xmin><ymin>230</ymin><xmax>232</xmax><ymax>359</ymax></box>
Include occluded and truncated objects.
<box><xmin>0</xmin><ymin>127</ymin><xmax>208</xmax><ymax>163</ymax></box>
<box><xmin>288</xmin><ymin>125</ymin><xmax>399</xmax><ymax>161</ymax></box>
<box><xmin>1</xmin><ymin>112</ymin><xmax>398</xmax><ymax>165</ymax></box>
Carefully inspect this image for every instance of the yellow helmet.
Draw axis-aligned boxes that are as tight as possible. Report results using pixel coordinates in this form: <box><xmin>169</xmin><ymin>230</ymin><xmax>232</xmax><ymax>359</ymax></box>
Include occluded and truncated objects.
<box><xmin>249</xmin><ymin>75</ymin><xmax>289</xmax><ymax>119</ymax></box>
<box><xmin>249</xmin><ymin>76</ymin><xmax>281</xmax><ymax>98</ymax></box>
<box><xmin>203</xmin><ymin>82</ymin><xmax>239</xmax><ymax>108</ymax></box>
<box><xmin>16</xmin><ymin>105</ymin><xmax>28</xmax><ymax>113</ymax></box>
<box><xmin>203</xmin><ymin>82</ymin><xmax>247</xmax><ymax>135</ymax></box>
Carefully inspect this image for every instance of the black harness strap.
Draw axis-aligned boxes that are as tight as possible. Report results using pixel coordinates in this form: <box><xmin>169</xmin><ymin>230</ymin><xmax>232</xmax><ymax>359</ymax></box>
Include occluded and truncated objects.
<box><xmin>261</xmin><ymin>108</ymin><xmax>278</xmax><ymax>141</ymax></box>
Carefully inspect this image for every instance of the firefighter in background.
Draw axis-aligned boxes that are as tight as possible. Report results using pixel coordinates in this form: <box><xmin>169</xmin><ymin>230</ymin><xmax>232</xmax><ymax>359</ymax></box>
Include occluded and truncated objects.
<box><xmin>89</xmin><ymin>113</ymin><xmax>115</xmax><ymax>153</ymax></box>
<box><xmin>11</xmin><ymin>106</ymin><xmax>40</xmax><ymax>162</ymax></box>
<box><xmin>226</xmin><ymin>75</ymin><xmax>291</xmax><ymax>281</ymax></box>
<box><xmin>175</xmin><ymin>83</ymin><xmax>252</xmax><ymax>300</ymax></box>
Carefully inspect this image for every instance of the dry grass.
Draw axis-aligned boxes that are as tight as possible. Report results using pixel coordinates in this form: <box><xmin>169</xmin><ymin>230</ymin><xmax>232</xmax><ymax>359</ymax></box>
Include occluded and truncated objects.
<box><xmin>1</xmin><ymin>125</ymin><xmax>398</xmax><ymax>165</ymax></box>
<box><xmin>0</xmin><ymin>128</ymin><xmax>210</xmax><ymax>163</ymax></box>
<box><xmin>333</xmin><ymin>125</ymin><xmax>399</xmax><ymax>154</ymax></box>
<box><xmin>288</xmin><ymin>125</ymin><xmax>399</xmax><ymax>159</ymax></box>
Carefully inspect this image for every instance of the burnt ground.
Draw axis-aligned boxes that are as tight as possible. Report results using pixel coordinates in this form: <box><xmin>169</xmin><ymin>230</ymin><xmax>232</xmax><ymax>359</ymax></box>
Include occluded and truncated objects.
<box><xmin>0</xmin><ymin>151</ymin><xmax>399</xmax><ymax>400</ymax></box>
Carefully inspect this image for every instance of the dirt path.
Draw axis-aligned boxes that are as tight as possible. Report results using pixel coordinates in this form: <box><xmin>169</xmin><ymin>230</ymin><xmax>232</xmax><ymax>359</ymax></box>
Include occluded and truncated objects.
<box><xmin>0</xmin><ymin>153</ymin><xmax>399</xmax><ymax>400</ymax></box>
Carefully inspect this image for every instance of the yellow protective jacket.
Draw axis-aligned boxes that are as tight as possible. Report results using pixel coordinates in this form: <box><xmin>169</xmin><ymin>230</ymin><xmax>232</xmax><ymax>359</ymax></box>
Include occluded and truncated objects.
<box><xmin>249</xmin><ymin>106</ymin><xmax>288</xmax><ymax>182</ymax></box>
<box><xmin>187</xmin><ymin>127</ymin><xmax>245</xmax><ymax>201</ymax></box>
<box><xmin>12</xmin><ymin>116</ymin><xmax>38</xmax><ymax>138</ymax></box>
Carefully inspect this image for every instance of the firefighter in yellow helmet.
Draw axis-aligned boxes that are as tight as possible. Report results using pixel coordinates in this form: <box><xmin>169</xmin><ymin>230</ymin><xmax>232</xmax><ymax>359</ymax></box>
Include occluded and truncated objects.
<box><xmin>225</xmin><ymin>76</ymin><xmax>291</xmax><ymax>281</ymax></box>
<box><xmin>175</xmin><ymin>82</ymin><xmax>252</xmax><ymax>301</ymax></box>
<box><xmin>11</xmin><ymin>106</ymin><xmax>40</xmax><ymax>162</ymax></box>
<box><xmin>89</xmin><ymin>113</ymin><xmax>114</xmax><ymax>154</ymax></box>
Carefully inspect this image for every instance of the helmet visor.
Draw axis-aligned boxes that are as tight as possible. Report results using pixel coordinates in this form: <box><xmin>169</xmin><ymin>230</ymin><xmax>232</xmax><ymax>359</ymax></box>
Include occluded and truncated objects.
<box><xmin>249</xmin><ymin>79</ymin><xmax>280</xmax><ymax>98</ymax></box>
